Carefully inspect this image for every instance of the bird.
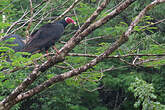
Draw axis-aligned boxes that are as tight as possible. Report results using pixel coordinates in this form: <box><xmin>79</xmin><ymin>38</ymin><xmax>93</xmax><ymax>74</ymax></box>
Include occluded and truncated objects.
<box><xmin>21</xmin><ymin>17</ymin><xmax>76</xmax><ymax>54</ymax></box>
<box><xmin>0</xmin><ymin>35</ymin><xmax>25</xmax><ymax>82</ymax></box>
<box><xmin>0</xmin><ymin>34</ymin><xmax>25</xmax><ymax>53</ymax></box>
<box><xmin>0</xmin><ymin>34</ymin><xmax>25</xmax><ymax>63</ymax></box>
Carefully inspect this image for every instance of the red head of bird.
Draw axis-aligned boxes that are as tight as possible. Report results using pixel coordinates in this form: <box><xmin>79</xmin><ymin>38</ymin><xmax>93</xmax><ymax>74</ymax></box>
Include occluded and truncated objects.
<box><xmin>65</xmin><ymin>17</ymin><xmax>76</xmax><ymax>25</ymax></box>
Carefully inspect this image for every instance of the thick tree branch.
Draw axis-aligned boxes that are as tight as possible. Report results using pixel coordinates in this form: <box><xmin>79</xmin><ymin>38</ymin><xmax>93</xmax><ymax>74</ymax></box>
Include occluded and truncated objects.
<box><xmin>0</xmin><ymin>0</ymin><xmax>134</xmax><ymax>109</ymax></box>
<box><xmin>1</xmin><ymin>0</ymin><xmax>111</xmax><ymax>75</ymax></box>
<box><xmin>10</xmin><ymin>0</ymin><xmax>144</xmax><ymax>105</ymax></box>
<box><xmin>0</xmin><ymin>1</ymin><xmax>136</xmax><ymax>109</ymax></box>
<box><xmin>11</xmin><ymin>0</ymin><xmax>165</xmax><ymax>105</ymax></box>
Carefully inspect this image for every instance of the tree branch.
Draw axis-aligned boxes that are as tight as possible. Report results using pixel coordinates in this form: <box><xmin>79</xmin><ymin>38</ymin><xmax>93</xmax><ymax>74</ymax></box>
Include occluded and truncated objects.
<box><xmin>4</xmin><ymin>0</ymin><xmax>50</xmax><ymax>35</ymax></box>
<box><xmin>67</xmin><ymin>53</ymin><xmax>165</xmax><ymax>58</ymax></box>
<box><xmin>26</xmin><ymin>0</ymin><xmax>34</xmax><ymax>41</ymax></box>
<box><xmin>2</xmin><ymin>0</ymin><xmax>160</xmax><ymax>109</ymax></box>
<box><xmin>9</xmin><ymin>0</ymin><xmax>140</xmax><ymax>105</ymax></box>
<box><xmin>0</xmin><ymin>0</ymin><xmax>136</xmax><ymax>109</ymax></box>
<box><xmin>11</xmin><ymin>0</ymin><xmax>165</xmax><ymax>105</ymax></box>
<box><xmin>52</xmin><ymin>0</ymin><xmax>82</xmax><ymax>22</ymax></box>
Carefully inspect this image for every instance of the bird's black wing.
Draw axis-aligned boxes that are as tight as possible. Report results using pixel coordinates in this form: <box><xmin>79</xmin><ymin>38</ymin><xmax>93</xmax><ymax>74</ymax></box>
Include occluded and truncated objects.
<box><xmin>22</xmin><ymin>23</ymin><xmax>64</xmax><ymax>53</ymax></box>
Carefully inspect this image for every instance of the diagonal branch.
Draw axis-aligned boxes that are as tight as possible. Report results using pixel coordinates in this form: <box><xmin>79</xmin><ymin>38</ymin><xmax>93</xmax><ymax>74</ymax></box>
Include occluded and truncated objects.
<box><xmin>26</xmin><ymin>0</ymin><xmax>34</xmax><ymax>41</ymax></box>
<box><xmin>0</xmin><ymin>0</ymin><xmax>137</xmax><ymax>109</ymax></box>
<box><xmin>4</xmin><ymin>0</ymin><xmax>50</xmax><ymax>35</ymax></box>
<box><xmin>67</xmin><ymin>53</ymin><xmax>165</xmax><ymax>58</ymax></box>
<box><xmin>11</xmin><ymin>0</ymin><xmax>165</xmax><ymax>105</ymax></box>
<box><xmin>53</xmin><ymin>0</ymin><xmax>82</xmax><ymax>22</ymax></box>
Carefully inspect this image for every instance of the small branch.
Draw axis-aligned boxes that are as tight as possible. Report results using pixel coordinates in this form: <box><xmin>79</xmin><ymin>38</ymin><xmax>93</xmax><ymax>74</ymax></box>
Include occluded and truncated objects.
<box><xmin>0</xmin><ymin>0</ymin><xmax>16</xmax><ymax>14</ymax></box>
<box><xmin>5</xmin><ymin>10</ymin><xmax>28</xmax><ymax>36</ymax></box>
<box><xmin>135</xmin><ymin>57</ymin><xmax>165</xmax><ymax>65</ymax></box>
<box><xmin>83</xmin><ymin>85</ymin><xmax>104</xmax><ymax>92</ymax></box>
<box><xmin>3</xmin><ymin>0</ymin><xmax>165</xmax><ymax>109</ymax></box>
<box><xmin>26</xmin><ymin>0</ymin><xmax>34</xmax><ymax>41</ymax></box>
<box><xmin>102</xmin><ymin>66</ymin><xmax>130</xmax><ymax>73</ymax></box>
<box><xmin>119</xmin><ymin>58</ymin><xmax>138</xmax><ymax>67</ymax></box>
<box><xmin>68</xmin><ymin>53</ymin><xmax>165</xmax><ymax>58</ymax></box>
<box><xmin>12</xmin><ymin>0</ymin><xmax>137</xmax><ymax>104</ymax></box>
<box><xmin>80</xmin><ymin>35</ymin><xmax>112</xmax><ymax>43</ymax></box>
<box><xmin>4</xmin><ymin>0</ymin><xmax>49</xmax><ymax>35</ymax></box>
<box><xmin>9</xmin><ymin>1</ymin><xmax>50</xmax><ymax>35</ymax></box>
<box><xmin>138</xmin><ymin>18</ymin><xmax>165</xmax><ymax>30</ymax></box>
<box><xmin>52</xmin><ymin>0</ymin><xmax>82</xmax><ymax>22</ymax></box>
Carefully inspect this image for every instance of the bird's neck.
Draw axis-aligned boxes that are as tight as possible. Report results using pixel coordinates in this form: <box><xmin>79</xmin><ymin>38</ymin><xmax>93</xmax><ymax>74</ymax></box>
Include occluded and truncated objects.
<box><xmin>59</xmin><ymin>19</ymin><xmax>68</xmax><ymax>28</ymax></box>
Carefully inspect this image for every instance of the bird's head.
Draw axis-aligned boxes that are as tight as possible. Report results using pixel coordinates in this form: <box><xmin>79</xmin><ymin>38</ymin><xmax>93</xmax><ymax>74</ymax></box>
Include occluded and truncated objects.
<box><xmin>65</xmin><ymin>17</ymin><xmax>76</xmax><ymax>25</ymax></box>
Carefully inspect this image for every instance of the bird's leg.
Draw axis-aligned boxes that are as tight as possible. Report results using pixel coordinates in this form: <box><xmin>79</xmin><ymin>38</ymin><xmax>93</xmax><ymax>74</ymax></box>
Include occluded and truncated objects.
<box><xmin>53</xmin><ymin>46</ymin><xmax>60</xmax><ymax>55</ymax></box>
<box><xmin>46</xmin><ymin>50</ymin><xmax>50</xmax><ymax>59</ymax></box>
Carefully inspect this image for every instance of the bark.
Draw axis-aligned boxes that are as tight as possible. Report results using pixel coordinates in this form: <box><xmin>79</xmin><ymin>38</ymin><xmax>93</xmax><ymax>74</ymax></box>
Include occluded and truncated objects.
<box><xmin>12</xmin><ymin>0</ymin><xmax>164</xmax><ymax>105</ymax></box>
<box><xmin>0</xmin><ymin>0</ymin><xmax>112</xmax><ymax>109</ymax></box>
<box><xmin>1</xmin><ymin>0</ymin><xmax>165</xmax><ymax>109</ymax></box>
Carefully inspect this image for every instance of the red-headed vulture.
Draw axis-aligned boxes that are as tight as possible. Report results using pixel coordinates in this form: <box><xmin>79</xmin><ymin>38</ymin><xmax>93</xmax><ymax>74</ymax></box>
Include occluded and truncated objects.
<box><xmin>22</xmin><ymin>17</ymin><xmax>76</xmax><ymax>54</ymax></box>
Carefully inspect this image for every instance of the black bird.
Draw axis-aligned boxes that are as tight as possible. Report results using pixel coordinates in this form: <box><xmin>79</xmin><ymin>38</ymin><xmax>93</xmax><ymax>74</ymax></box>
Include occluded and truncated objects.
<box><xmin>22</xmin><ymin>17</ymin><xmax>76</xmax><ymax>54</ymax></box>
<box><xmin>0</xmin><ymin>34</ymin><xmax>25</xmax><ymax>52</ymax></box>
<box><xmin>0</xmin><ymin>35</ymin><xmax>25</xmax><ymax>82</ymax></box>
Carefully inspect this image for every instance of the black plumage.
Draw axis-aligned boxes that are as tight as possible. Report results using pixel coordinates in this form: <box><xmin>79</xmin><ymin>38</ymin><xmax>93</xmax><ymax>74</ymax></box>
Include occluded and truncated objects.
<box><xmin>22</xmin><ymin>17</ymin><xmax>75</xmax><ymax>53</ymax></box>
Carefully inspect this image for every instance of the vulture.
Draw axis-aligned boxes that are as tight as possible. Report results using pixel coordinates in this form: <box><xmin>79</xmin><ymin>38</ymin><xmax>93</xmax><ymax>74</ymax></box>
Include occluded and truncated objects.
<box><xmin>0</xmin><ymin>34</ymin><xmax>25</xmax><ymax>63</ymax></box>
<box><xmin>22</xmin><ymin>17</ymin><xmax>76</xmax><ymax>54</ymax></box>
<box><xmin>0</xmin><ymin>34</ymin><xmax>25</xmax><ymax>52</ymax></box>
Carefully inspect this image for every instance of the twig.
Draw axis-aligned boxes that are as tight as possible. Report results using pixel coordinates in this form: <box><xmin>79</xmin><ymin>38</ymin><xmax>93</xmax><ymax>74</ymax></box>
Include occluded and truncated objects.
<box><xmin>63</xmin><ymin>61</ymin><xmax>75</xmax><ymax>70</ymax></box>
<box><xmin>135</xmin><ymin>56</ymin><xmax>165</xmax><ymax>65</ymax></box>
<box><xmin>0</xmin><ymin>0</ymin><xmax>17</xmax><ymax>14</ymax></box>
<box><xmin>136</xmin><ymin>18</ymin><xmax>165</xmax><ymax>31</ymax></box>
<box><xmin>52</xmin><ymin>0</ymin><xmax>82</xmax><ymax>22</ymax></box>
<box><xmin>104</xmin><ymin>0</ymin><xmax>125</xmax><ymax>14</ymax></box>
<box><xmin>9</xmin><ymin>1</ymin><xmax>50</xmax><ymax>35</ymax></box>
<box><xmin>84</xmin><ymin>85</ymin><xmax>104</xmax><ymax>92</ymax></box>
<box><xmin>26</xmin><ymin>0</ymin><xmax>34</xmax><ymax>41</ymax></box>
<box><xmin>11</xmin><ymin>0</ymin><xmax>136</xmax><ymax>105</ymax></box>
<box><xmin>119</xmin><ymin>57</ymin><xmax>138</xmax><ymax>67</ymax></box>
<box><xmin>30</xmin><ymin>10</ymin><xmax>49</xmax><ymax>35</ymax></box>
<box><xmin>68</xmin><ymin>53</ymin><xmax>165</xmax><ymax>58</ymax></box>
<box><xmin>4</xmin><ymin>10</ymin><xmax>28</xmax><ymax>36</ymax></box>
<box><xmin>80</xmin><ymin>35</ymin><xmax>112</xmax><ymax>43</ymax></box>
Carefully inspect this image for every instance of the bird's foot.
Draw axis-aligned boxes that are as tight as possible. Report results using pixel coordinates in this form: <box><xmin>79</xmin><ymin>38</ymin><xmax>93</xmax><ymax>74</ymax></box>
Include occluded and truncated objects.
<box><xmin>53</xmin><ymin>46</ymin><xmax>60</xmax><ymax>55</ymax></box>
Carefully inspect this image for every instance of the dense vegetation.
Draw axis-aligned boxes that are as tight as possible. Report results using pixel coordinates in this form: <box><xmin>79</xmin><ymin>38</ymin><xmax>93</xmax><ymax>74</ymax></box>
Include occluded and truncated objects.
<box><xmin>0</xmin><ymin>0</ymin><xmax>165</xmax><ymax>110</ymax></box>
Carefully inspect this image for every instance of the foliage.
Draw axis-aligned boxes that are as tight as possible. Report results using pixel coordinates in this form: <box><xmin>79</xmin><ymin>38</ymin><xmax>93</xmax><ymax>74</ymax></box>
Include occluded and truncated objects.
<box><xmin>0</xmin><ymin>0</ymin><xmax>165</xmax><ymax>110</ymax></box>
<box><xmin>129</xmin><ymin>77</ymin><xmax>165</xmax><ymax>110</ymax></box>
